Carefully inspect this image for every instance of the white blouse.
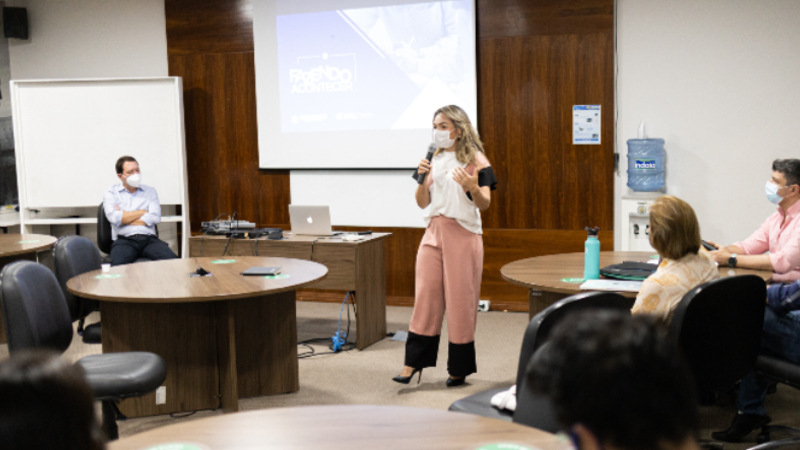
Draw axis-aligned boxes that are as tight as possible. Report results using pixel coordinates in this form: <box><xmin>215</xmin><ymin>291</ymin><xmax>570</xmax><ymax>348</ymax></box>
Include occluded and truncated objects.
<box><xmin>423</xmin><ymin>151</ymin><xmax>487</xmax><ymax>234</ymax></box>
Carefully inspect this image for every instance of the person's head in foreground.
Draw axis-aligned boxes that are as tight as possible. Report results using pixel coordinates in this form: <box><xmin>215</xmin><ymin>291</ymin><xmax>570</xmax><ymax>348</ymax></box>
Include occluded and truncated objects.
<box><xmin>527</xmin><ymin>311</ymin><xmax>700</xmax><ymax>450</ymax></box>
<box><xmin>649</xmin><ymin>195</ymin><xmax>701</xmax><ymax>261</ymax></box>
<box><xmin>0</xmin><ymin>350</ymin><xmax>105</xmax><ymax>450</ymax></box>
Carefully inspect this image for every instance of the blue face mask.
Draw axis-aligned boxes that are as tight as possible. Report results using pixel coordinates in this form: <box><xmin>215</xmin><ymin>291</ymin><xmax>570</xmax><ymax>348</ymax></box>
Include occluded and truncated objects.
<box><xmin>766</xmin><ymin>181</ymin><xmax>783</xmax><ymax>205</ymax></box>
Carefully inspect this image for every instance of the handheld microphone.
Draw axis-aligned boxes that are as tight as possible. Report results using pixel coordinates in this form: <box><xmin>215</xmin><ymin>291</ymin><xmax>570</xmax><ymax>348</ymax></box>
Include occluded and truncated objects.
<box><xmin>417</xmin><ymin>143</ymin><xmax>436</xmax><ymax>185</ymax></box>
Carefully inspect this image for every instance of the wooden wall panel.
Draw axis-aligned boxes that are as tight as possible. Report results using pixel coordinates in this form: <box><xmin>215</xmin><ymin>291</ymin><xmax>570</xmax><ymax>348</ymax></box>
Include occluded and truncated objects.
<box><xmin>165</xmin><ymin>0</ymin><xmax>615</xmax><ymax>311</ymax></box>
<box><xmin>477</xmin><ymin>0</ymin><xmax>614</xmax><ymax>38</ymax></box>
<box><xmin>166</xmin><ymin>0</ymin><xmax>253</xmax><ymax>54</ymax></box>
<box><xmin>169</xmin><ymin>52</ymin><xmax>291</xmax><ymax>231</ymax></box>
<box><xmin>478</xmin><ymin>33</ymin><xmax>614</xmax><ymax>231</ymax></box>
<box><xmin>481</xmin><ymin>228</ymin><xmax>614</xmax><ymax>311</ymax></box>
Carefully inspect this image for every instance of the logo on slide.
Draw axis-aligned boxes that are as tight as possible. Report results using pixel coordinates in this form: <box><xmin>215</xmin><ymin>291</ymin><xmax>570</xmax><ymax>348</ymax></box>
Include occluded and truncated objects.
<box><xmin>307</xmin><ymin>216</ymin><xmax>313</xmax><ymax>224</ymax></box>
<box><xmin>290</xmin><ymin>53</ymin><xmax>356</xmax><ymax>94</ymax></box>
<box><xmin>634</xmin><ymin>159</ymin><xmax>657</xmax><ymax>170</ymax></box>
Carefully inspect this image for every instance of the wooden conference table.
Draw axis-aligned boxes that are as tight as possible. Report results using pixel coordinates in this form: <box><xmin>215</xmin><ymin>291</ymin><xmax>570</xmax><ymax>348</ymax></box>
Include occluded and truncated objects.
<box><xmin>189</xmin><ymin>232</ymin><xmax>391</xmax><ymax>350</ymax></box>
<box><xmin>109</xmin><ymin>405</ymin><xmax>567</xmax><ymax>450</ymax></box>
<box><xmin>0</xmin><ymin>233</ymin><xmax>58</xmax><ymax>343</ymax></box>
<box><xmin>502</xmin><ymin>251</ymin><xmax>774</xmax><ymax>317</ymax></box>
<box><xmin>67</xmin><ymin>256</ymin><xmax>328</xmax><ymax>417</ymax></box>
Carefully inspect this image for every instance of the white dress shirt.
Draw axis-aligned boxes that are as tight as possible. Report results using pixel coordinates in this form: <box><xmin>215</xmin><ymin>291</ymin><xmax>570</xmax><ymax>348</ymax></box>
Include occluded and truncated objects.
<box><xmin>103</xmin><ymin>183</ymin><xmax>161</xmax><ymax>240</ymax></box>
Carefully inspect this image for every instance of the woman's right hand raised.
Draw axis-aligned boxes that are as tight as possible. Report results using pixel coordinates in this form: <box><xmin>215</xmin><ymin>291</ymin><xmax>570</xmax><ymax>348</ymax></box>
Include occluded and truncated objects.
<box><xmin>418</xmin><ymin>159</ymin><xmax>431</xmax><ymax>176</ymax></box>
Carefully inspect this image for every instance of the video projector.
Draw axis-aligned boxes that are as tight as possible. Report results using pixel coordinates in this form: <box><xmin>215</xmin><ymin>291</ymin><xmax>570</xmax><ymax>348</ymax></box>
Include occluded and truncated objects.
<box><xmin>201</xmin><ymin>219</ymin><xmax>283</xmax><ymax>240</ymax></box>
<box><xmin>201</xmin><ymin>220</ymin><xmax>256</xmax><ymax>235</ymax></box>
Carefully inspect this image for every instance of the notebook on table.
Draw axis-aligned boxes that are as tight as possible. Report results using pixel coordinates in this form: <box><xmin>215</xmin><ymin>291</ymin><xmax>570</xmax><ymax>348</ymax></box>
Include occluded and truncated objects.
<box><xmin>242</xmin><ymin>267</ymin><xmax>281</xmax><ymax>276</ymax></box>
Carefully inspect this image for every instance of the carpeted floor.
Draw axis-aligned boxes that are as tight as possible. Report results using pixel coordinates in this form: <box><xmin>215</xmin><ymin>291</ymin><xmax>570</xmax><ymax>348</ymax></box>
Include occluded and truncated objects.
<box><xmin>2</xmin><ymin>302</ymin><xmax>799</xmax><ymax>449</ymax></box>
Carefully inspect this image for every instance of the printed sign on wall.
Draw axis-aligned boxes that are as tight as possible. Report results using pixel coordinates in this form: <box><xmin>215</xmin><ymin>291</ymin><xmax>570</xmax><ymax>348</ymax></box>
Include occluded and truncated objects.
<box><xmin>573</xmin><ymin>105</ymin><xmax>601</xmax><ymax>145</ymax></box>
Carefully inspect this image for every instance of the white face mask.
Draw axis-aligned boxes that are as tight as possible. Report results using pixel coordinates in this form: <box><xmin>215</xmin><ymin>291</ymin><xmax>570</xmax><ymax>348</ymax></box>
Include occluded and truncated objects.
<box><xmin>433</xmin><ymin>128</ymin><xmax>456</xmax><ymax>149</ymax></box>
<box><xmin>125</xmin><ymin>173</ymin><xmax>142</xmax><ymax>188</ymax></box>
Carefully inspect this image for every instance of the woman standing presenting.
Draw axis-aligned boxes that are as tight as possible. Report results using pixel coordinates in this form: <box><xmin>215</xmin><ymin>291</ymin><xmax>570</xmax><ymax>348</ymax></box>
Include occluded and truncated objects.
<box><xmin>394</xmin><ymin>105</ymin><xmax>496</xmax><ymax>387</ymax></box>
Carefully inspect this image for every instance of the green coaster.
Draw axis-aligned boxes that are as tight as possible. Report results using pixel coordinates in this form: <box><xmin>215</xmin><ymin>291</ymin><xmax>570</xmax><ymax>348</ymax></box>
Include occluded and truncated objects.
<box><xmin>265</xmin><ymin>274</ymin><xmax>291</xmax><ymax>280</ymax></box>
<box><xmin>560</xmin><ymin>277</ymin><xmax>585</xmax><ymax>283</ymax></box>
<box><xmin>142</xmin><ymin>444</ymin><xmax>209</xmax><ymax>450</ymax></box>
<box><xmin>95</xmin><ymin>274</ymin><xmax>123</xmax><ymax>279</ymax></box>
<box><xmin>474</xmin><ymin>444</ymin><xmax>536</xmax><ymax>450</ymax></box>
<box><xmin>18</xmin><ymin>240</ymin><xmax>41</xmax><ymax>244</ymax></box>
<box><xmin>651</xmin><ymin>254</ymin><xmax>660</xmax><ymax>259</ymax></box>
<box><xmin>211</xmin><ymin>259</ymin><xmax>236</xmax><ymax>264</ymax></box>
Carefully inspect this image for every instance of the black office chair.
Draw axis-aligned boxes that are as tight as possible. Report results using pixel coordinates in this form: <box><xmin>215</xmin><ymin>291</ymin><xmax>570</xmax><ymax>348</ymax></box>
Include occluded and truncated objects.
<box><xmin>53</xmin><ymin>235</ymin><xmax>102</xmax><ymax>344</ymax></box>
<box><xmin>97</xmin><ymin>202</ymin><xmax>155</xmax><ymax>264</ymax></box>
<box><xmin>512</xmin><ymin>341</ymin><xmax>561</xmax><ymax>432</ymax></box>
<box><xmin>0</xmin><ymin>260</ymin><xmax>167</xmax><ymax>440</ymax></box>
<box><xmin>448</xmin><ymin>291</ymin><xmax>634</xmax><ymax>424</ymax></box>
<box><xmin>670</xmin><ymin>275</ymin><xmax>766</xmax><ymax>396</ymax></box>
<box><xmin>747</xmin><ymin>356</ymin><xmax>800</xmax><ymax>447</ymax></box>
<box><xmin>669</xmin><ymin>275</ymin><xmax>767</xmax><ymax>449</ymax></box>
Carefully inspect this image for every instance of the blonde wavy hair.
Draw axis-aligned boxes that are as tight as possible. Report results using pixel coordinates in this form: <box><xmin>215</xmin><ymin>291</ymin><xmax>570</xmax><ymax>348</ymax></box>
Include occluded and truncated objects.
<box><xmin>432</xmin><ymin>105</ymin><xmax>485</xmax><ymax>165</ymax></box>
<box><xmin>649</xmin><ymin>195</ymin><xmax>701</xmax><ymax>260</ymax></box>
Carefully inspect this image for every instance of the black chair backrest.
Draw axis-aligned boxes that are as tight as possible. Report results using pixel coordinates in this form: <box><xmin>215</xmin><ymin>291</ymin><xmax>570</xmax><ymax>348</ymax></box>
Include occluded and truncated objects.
<box><xmin>669</xmin><ymin>275</ymin><xmax>766</xmax><ymax>393</ymax></box>
<box><xmin>97</xmin><ymin>202</ymin><xmax>113</xmax><ymax>254</ymax></box>
<box><xmin>513</xmin><ymin>342</ymin><xmax>561</xmax><ymax>432</ymax></box>
<box><xmin>53</xmin><ymin>235</ymin><xmax>102</xmax><ymax>322</ymax></box>
<box><xmin>514</xmin><ymin>291</ymin><xmax>634</xmax><ymax>388</ymax></box>
<box><xmin>0</xmin><ymin>260</ymin><xmax>73</xmax><ymax>353</ymax></box>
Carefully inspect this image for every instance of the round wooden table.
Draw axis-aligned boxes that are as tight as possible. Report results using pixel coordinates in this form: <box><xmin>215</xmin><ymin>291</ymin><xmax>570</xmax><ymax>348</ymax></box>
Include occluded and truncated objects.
<box><xmin>67</xmin><ymin>257</ymin><xmax>328</xmax><ymax>417</ymax></box>
<box><xmin>109</xmin><ymin>405</ymin><xmax>567</xmax><ymax>450</ymax></box>
<box><xmin>0</xmin><ymin>233</ymin><xmax>57</xmax><ymax>258</ymax></box>
<box><xmin>501</xmin><ymin>251</ymin><xmax>773</xmax><ymax>316</ymax></box>
<box><xmin>0</xmin><ymin>233</ymin><xmax>58</xmax><ymax>343</ymax></box>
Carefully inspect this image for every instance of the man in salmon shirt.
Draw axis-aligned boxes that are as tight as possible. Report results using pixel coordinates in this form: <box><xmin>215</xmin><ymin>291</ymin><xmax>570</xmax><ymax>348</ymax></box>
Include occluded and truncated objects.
<box><xmin>709</xmin><ymin>158</ymin><xmax>800</xmax><ymax>442</ymax></box>
<box><xmin>709</xmin><ymin>159</ymin><xmax>800</xmax><ymax>282</ymax></box>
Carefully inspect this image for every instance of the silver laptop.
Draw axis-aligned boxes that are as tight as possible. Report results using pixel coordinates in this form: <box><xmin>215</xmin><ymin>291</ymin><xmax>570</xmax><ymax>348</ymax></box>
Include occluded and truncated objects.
<box><xmin>289</xmin><ymin>205</ymin><xmax>336</xmax><ymax>235</ymax></box>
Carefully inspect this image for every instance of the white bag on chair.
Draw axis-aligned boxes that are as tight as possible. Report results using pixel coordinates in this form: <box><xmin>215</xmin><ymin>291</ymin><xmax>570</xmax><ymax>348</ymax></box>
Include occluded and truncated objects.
<box><xmin>490</xmin><ymin>385</ymin><xmax>517</xmax><ymax>411</ymax></box>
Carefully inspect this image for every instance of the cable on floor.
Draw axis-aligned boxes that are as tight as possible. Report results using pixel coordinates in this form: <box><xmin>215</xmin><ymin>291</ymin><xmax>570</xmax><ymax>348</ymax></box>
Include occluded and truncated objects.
<box><xmin>297</xmin><ymin>291</ymin><xmax>357</xmax><ymax>358</ymax></box>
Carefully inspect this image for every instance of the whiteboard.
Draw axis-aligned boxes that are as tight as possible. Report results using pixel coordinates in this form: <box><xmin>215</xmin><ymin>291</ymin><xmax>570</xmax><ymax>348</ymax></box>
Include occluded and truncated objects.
<box><xmin>11</xmin><ymin>78</ymin><xmax>186</xmax><ymax>208</ymax></box>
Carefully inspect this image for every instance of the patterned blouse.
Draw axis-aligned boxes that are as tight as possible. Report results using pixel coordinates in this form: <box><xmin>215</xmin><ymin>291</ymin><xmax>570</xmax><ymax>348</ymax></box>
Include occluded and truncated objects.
<box><xmin>631</xmin><ymin>250</ymin><xmax>719</xmax><ymax>322</ymax></box>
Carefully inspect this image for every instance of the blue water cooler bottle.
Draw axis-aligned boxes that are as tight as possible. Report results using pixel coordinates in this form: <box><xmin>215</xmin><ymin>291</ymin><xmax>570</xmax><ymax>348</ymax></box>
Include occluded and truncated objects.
<box><xmin>627</xmin><ymin>122</ymin><xmax>666</xmax><ymax>192</ymax></box>
<box><xmin>584</xmin><ymin>227</ymin><xmax>600</xmax><ymax>280</ymax></box>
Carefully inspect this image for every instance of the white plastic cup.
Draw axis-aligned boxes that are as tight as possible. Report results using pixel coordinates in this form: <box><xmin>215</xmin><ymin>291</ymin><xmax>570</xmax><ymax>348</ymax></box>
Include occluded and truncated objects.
<box><xmin>102</xmin><ymin>263</ymin><xmax>111</xmax><ymax>273</ymax></box>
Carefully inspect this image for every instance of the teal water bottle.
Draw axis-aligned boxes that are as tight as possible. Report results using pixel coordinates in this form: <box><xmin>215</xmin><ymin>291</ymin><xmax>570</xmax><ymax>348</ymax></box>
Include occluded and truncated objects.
<box><xmin>584</xmin><ymin>227</ymin><xmax>600</xmax><ymax>280</ymax></box>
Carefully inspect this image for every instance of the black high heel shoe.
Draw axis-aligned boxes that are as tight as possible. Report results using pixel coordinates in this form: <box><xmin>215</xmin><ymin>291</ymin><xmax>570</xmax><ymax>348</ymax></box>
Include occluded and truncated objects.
<box><xmin>392</xmin><ymin>368</ymin><xmax>423</xmax><ymax>385</ymax></box>
<box><xmin>446</xmin><ymin>377</ymin><xmax>466</xmax><ymax>387</ymax></box>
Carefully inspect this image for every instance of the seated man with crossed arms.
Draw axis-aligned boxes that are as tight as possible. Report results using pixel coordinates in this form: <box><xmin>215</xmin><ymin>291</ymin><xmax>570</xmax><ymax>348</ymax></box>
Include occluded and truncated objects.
<box><xmin>103</xmin><ymin>156</ymin><xmax>178</xmax><ymax>265</ymax></box>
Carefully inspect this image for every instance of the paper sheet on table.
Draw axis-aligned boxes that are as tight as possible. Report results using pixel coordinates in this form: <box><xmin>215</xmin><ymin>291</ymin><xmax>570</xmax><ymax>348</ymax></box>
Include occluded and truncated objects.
<box><xmin>580</xmin><ymin>279</ymin><xmax>643</xmax><ymax>292</ymax></box>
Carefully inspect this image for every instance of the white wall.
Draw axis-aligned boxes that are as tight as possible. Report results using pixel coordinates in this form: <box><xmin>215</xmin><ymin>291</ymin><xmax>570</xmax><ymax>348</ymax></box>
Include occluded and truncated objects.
<box><xmin>4</xmin><ymin>0</ymin><xmax>175</xmax><ymax>250</ymax></box>
<box><xmin>616</xmin><ymin>0</ymin><xmax>800</xmax><ymax>249</ymax></box>
<box><xmin>6</xmin><ymin>0</ymin><xmax>167</xmax><ymax>80</ymax></box>
<box><xmin>291</xmin><ymin>170</ymin><xmax>425</xmax><ymax>227</ymax></box>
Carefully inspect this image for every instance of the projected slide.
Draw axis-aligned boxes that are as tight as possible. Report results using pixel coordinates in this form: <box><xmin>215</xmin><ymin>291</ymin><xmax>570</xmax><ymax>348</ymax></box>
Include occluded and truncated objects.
<box><xmin>277</xmin><ymin>1</ymin><xmax>473</xmax><ymax>133</ymax></box>
<box><xmin>254</xmin><ymin>0</ymin><xmax>478</xmax><ymax>169</ymax></box>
